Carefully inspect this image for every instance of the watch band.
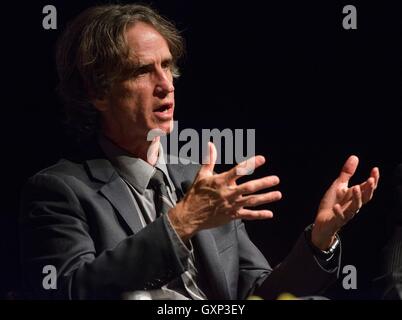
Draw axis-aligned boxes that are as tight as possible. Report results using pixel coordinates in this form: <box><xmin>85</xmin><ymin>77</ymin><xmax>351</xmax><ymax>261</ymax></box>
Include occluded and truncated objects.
<box><xmin>305</xmin><ymin>224</ymin><xmax>340</xmax><ymax>261</ymax></box>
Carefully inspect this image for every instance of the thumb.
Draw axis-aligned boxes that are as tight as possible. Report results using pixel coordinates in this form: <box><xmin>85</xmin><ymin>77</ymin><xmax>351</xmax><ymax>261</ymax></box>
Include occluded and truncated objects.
<box><xmin>198</xmin><ymin>142</ymin><xmax>217</xmax><ymax>178</ymax></box>
<box><xmin>338</xmin><ymin>155</ymin><xmax>359</xmax><ymax>184</ymax></box>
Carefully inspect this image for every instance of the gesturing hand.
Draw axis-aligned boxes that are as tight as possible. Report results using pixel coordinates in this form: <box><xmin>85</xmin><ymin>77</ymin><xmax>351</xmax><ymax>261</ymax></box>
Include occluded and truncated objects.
<box><xmin>312</xmin><ymin>155</ymin><xmax>380</xmax><ymax>250</ymax></box>
<box><xmin>168</xmin><ymin>142</ymin><xmax>282</xmax><ymax>241</ymax></box>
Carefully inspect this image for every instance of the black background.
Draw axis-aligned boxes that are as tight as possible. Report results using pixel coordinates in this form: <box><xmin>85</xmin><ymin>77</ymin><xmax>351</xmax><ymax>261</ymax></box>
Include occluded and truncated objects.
<box><xmin>0</xmin><ymin>0</ymin><xmax>401</xmax><ymax>299</ymax></box>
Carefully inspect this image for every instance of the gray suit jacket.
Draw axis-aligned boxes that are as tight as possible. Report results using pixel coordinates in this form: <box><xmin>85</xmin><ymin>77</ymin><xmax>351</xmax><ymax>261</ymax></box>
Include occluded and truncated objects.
<box><xmin>20</xmin><ymin>146</ymin><xmax>339</xmax><ymax>300</ymax></box>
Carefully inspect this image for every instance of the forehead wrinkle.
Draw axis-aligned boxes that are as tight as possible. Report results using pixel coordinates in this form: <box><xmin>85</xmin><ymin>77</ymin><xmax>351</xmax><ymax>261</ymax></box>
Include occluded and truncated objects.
<box><xmin>126</xmin><ymin>23</ymin><xmax>171</xmax><ymax>66</ymax></box>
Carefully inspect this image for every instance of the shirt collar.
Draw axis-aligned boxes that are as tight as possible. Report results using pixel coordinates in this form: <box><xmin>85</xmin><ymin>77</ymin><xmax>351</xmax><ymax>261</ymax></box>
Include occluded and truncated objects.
<box><xmin>98</xmin><ymin>134</ymin><xmax>173</xmax><ymax>194</ymax></box>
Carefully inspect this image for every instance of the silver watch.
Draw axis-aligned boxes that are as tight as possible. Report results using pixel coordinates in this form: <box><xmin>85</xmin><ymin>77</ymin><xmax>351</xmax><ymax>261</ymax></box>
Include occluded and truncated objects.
<box><xmin>305</xmin><ymin>224</ymin><xmax>340</xmax><ymax>259</ymax></box>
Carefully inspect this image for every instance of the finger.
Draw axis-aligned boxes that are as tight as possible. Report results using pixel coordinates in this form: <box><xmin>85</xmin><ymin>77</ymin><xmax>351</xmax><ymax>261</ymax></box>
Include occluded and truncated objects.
<box><xmin>332</xmin><ymin>203</ymin><xmax>347</xmax><ymax>230</ymax></box>
<box><xmin>337</xmin><ymin>186</ymin><xmax>352</xmax><ymax>204</ymax></box>
<box><xmin>235</xmin><ymin>191</ymin><xmax>282</xmax><ymax>208</ymax></box>
<box><xmin>224</xmin><ymin>155</ymin><xmax>266</xmax><ymax>182</ymax></box>
<box><xmin>338</xmin><ymin>166</ymin><xmax>379</xmax><ymax>205</ymax></box>
<box><xmin>371</xmin><ymin>167</ymin><xmax>380</xmax><ymax>189</ymax></box>
<box><xmin>333</xmin><ymin>203</ymin><xmax>345</xmax><ymax>220</ymax></box>
<box><xmin>343</xmin><ymin>185</ymin><xmax>362</xmax><ymax>219</ymax></box>
<box><xmin>231</xmin><ymin>176</ymin><xmax>280</xmax><ymax>197</ymax></box>
<box><xmin>360</xmin><ymin>177</ymin><xmax>375</xmax><ymax>204</ymax></box>
<box><xmin>234</xmin><ymin>209</ymin><xmax>274</xmax><ymax>220</ymax></box>
<box><xmin>338</xmin><ymin>155</ymin><xmax>359</xmax><ymax>184</ymax></box>
<box><xmin>360</xmin><ymin>167</ymin><xmax>380</xmax><ymax>203</ymax></box>
<box><xmin>198</xmin><ymin>142</ymin><xmax>217</xmax><ymax>178</ymax></box>
<box><xmin>352</xmin><ymin>185</ymin><xmax>363</xmax><ymax>210</ymax></box>
<box><xmin>337</xmin><ymin>185</ymin><xmax>361</xmax><ymax>207</ymax></box>
<box><xmin>339</xmin><ymin>177</ymin><xmax>373</xmax><ymax>207</ymax></box>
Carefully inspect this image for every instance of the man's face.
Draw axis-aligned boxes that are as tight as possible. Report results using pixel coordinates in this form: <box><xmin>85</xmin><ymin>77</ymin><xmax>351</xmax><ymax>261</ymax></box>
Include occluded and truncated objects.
<box><xmin>96</xmin><ymin>22</ymin><xmax>175</xmax><ymax>144</ymax></box>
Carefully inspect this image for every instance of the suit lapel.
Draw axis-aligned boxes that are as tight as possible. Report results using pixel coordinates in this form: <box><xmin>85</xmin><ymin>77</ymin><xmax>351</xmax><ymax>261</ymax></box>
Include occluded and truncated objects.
<box><xmin>86</xmin><ymin>158</ymin><xmax>144</xmax><ymax>235</ymax></box>
<box><xmin>99</xmin><ymin>178</ymin><xmax>144</xmax><ymax>235</ymax></box>
<box><xmin>167</xmin><ymin>162</ymin><xmax>231</xmax><ymax>299</ymax></box>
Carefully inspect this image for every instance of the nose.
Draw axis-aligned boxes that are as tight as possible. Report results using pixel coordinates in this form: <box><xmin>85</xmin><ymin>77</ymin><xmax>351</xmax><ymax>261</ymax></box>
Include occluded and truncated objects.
<box><xmin>154</xmin><ymin>68</ymin><xmax>174</xmax><ymax>97</ymax></box>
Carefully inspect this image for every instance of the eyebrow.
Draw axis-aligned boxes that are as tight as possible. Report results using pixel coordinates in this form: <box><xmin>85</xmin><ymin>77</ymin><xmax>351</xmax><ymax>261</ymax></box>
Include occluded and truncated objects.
<box><xmin>137</xmin><ymin>57</ymin><xmax>173</xmax><ymax>69</ymax></box>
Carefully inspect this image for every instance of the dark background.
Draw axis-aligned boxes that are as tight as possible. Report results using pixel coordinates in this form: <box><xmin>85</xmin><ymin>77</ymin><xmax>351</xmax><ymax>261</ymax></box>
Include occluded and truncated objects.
<box><xmin>1</xmin><ymin>0</ymin><xmax>401</xmax><ymax>299</ymax></box>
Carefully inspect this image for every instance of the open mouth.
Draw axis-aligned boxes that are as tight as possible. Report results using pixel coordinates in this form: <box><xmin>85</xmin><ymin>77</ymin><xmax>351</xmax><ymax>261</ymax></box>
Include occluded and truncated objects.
<box><xmin>154</xmin><ymin>104</ymin><xmax>173</xmax><ymax>113</ymax></box>
<box><xmin>153</xmin><ymin>103</ymin><xmax>174</xmax><ymax>120</ymax></box>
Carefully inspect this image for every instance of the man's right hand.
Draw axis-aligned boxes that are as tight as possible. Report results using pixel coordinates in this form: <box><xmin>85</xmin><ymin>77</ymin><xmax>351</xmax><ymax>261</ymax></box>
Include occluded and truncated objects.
<box><xmin>168</xmin><ymin>142</ymin><xmax>282</xmax><ymax>241</ymax></box>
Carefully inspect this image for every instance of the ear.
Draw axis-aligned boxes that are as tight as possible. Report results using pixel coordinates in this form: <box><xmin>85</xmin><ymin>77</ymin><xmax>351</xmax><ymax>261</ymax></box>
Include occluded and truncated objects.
<box><xmin>89</xmin><ymin>88</ymin><xmax>109</xmax><ymax>112</ymax></box>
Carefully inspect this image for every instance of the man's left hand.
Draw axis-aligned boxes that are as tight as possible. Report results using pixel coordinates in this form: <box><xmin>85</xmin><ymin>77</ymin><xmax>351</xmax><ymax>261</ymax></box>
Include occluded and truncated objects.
<box><xmin>312</xmin><ymin>155</ymin><xmax>380</xmax><ymax>250</ymax></box>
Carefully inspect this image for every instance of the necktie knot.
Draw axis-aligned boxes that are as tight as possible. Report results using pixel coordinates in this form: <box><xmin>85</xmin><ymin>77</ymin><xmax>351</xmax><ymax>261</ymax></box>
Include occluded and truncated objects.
<box><xmin>148</xmin><ymin>169</ymin><xmax>166</xmax><ymax>189</ymax></box>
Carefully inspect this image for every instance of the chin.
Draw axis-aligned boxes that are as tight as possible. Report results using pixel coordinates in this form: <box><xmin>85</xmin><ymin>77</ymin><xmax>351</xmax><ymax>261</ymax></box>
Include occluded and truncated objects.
<box><xmin>167</xmin><ymin>119</ymin><xmax>174</xmax><ymax>133</ymax></box>
<box><xmin>158</xmin><ymin>119</ymin><xmax>174</xmax><ymax>134</ymax></box>
<box><xmin>146</xmin><ymin>120</ymin><xmax>173</xmax><ymax>140</ymax></box>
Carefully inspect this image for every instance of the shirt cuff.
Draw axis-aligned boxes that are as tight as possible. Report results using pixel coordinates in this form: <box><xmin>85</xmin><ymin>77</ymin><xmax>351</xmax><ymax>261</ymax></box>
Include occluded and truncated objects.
<box><xmin>162</xmin><ymin>214</ymin><xmax>192</xmax><ymax>268</ymax></box>
<box><xmin>304</xmin><ymin>224</ymin><xmax>341</xmax><ymax>270</ymax></box>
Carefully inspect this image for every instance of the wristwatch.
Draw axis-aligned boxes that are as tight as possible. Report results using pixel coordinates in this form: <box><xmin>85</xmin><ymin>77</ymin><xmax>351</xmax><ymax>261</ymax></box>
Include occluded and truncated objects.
<box><xmin>305</xmin><ymin>224</ymin><xmax>340</xmax><ymax>261</ymax></box>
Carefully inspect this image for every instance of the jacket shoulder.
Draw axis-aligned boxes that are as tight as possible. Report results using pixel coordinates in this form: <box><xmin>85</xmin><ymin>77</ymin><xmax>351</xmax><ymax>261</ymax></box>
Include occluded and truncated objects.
<box><xmin>25</xmin><ymin>158</ymin><xmax>106</xmax><ymax>195</ymax></box>
<box><xmin>32</xmin><ymin>159</ymin><xmax>90</xmax><ymax>182</ymax></box>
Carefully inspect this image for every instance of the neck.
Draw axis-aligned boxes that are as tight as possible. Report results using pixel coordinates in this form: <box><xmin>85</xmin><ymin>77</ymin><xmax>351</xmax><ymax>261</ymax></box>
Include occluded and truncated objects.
<box><xmin>103</xmin><ymin>133</ymin><xmax>160</xmax><ymax>166</ymax></box>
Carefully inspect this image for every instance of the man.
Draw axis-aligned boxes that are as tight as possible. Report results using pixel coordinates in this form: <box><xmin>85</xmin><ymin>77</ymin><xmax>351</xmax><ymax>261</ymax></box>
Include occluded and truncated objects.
<box><xmin>20</xmin><ymin>4</ymin><xmax>380</xmax><ymax>300</ymax></box>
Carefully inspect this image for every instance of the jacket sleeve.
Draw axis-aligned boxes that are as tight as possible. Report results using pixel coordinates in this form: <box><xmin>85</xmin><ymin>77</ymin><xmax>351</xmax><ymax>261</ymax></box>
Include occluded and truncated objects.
<box><xmin>236</xmin><ymin>221</ymin><xmax>340</xmax><ymax>300</ymax></box>
<box><xmin>258</xmin><ymin>230</ymin><xmax>340</xmax><ymax>300</ymax></box>
<box><xmin>236</xmin><ymin>221</ymin><xmax>272</xmax><ymax>299</ymax></box>
<box><xmin>20</xmin><ymin>173</ymin><xmax>189</xmax><ymax>299</ymax></box>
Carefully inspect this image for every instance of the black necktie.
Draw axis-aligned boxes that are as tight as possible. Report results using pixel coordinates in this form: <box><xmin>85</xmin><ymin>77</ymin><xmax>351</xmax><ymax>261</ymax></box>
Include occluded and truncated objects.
<box><xmin>148</xmin><ymin>168</ymin><xmax>173</xmax><ymax>217</ymax></box>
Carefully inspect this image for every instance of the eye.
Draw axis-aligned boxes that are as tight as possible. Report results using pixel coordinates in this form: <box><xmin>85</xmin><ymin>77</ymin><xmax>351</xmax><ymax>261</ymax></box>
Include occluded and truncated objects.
<box><xmin>161</xmin><ymin>60</ymin><xmax>172</xmax><ymax>70</ymax></box>
<box><xmin>132</xmin><ymin>65</ymin><xmax>153</xmax><ymax>77</ymax></box>
<box><xmin>137</xmin><ymin>67</ymin><xmax>150</xmax><ymax>75</ymax></box>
